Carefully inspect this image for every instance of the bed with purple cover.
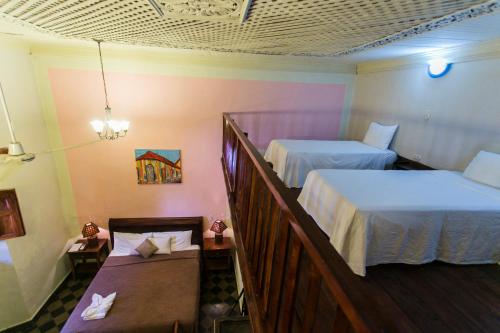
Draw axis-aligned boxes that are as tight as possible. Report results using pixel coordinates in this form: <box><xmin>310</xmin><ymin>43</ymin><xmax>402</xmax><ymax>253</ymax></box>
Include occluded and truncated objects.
<box><xmin>61</xmin><ymin>217</ymin><xmax>203</xmax><ymax>333</ymax></box>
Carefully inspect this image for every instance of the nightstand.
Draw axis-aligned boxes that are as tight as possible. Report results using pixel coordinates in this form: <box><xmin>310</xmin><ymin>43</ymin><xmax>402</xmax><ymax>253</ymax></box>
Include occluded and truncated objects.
<box><xmin>67</xmin><ymin>239</ymin><xmax>109</xmax><ymax>279</ymax></box>
<box><xmin>203</xmin><ymin>237</ymin><xmax>234</xmax><ymax>271</ymax></box>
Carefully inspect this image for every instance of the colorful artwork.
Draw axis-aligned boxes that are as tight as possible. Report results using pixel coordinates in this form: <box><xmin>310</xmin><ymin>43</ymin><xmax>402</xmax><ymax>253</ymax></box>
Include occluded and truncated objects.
<box><xmin>135</xmin><ymin>149</ymin><xmax>182</xmax><ymax>184</ymax></box>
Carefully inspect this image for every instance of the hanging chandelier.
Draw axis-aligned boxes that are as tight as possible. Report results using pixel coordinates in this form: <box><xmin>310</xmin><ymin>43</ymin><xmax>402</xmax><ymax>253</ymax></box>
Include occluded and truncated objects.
<box><xmin>90</xmin><ymin>40</ymin><xmax>129</xmax><ymax>140</ymax></box>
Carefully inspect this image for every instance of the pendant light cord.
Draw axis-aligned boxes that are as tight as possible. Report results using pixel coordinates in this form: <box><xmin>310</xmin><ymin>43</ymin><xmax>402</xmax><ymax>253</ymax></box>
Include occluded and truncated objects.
<box><xmin>96</xmin><ymin>40</ymin><xmax>110</xmax><ymax>109</ymax></box>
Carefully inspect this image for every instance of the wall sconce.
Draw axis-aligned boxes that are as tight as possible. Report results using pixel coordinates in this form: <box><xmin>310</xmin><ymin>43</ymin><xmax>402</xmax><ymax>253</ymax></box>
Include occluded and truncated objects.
<box><xmin>427</xmin><ymin>59</ymin><xmax>452</xmax><ymax>78</ymax></box>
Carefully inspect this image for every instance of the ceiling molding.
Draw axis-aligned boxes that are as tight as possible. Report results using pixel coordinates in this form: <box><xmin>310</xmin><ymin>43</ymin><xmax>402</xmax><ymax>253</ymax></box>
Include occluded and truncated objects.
<box><xmin>154</xmin><ymin>0</ymin><xmax>254</xmax><ymax>23</ymax></box>
<box><xmin>27</xmin><ymin>40</ymin><xmax>356</xmax><ymax>74</ymax></box>
<box><xmin>356</xmin><ymin>38</ymin><xmax>500</xmax><ymax>74</ymax></box>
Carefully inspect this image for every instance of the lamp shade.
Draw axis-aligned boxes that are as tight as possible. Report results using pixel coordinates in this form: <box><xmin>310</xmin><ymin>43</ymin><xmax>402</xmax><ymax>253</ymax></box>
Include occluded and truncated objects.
<box><xmin>82</xmin><ymin>222</ymin><xmax>99</xmax><ymax>238</ymax></box>
<box><xmin>210</xmin><ymin>220</ymin><xmax>227</xmax><ymax>234</ymax></box>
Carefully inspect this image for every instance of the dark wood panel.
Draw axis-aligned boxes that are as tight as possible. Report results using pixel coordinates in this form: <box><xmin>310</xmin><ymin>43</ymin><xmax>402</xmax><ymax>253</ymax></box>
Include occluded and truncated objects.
<box><xmin>244</xmin><ymin>168</ymin><xmax>259</xmax><ymax>257</ymax></box>
<box><xmin>313</xmin><ymin>281</ymin><xmax>339</xmax><ymax>332</ymax></box>
<box><xmin>333</xmin><ymin>306</ymin><xmax>351</xmax><ymax>333</ymax></box>
<box><xmin>252</xmin><ymin>185</ymin><xmax>271</xmax><ymax>279</ymax></box>
<box><xmin>260</xmin><ymin>202</ymin><xmax>281</xmax><ymax>316</ymax></box>
<box><xmin>265</xmin><ymin>213</ymin><xmax>290</xmax><ymax>330</ymax></box>
<box><xmin>302</xmin><ymin>263</ymin><xmax>322</xmax><ymax>332</ymax></box>
<box><xmin>276</xmin><ymin>231</ymin><xmax>302</xmax><ymax>332</ymax></box>
<box><xmin>221</xmin><ymin>158</ymin><xmax>264</xmax><ymax>333</ymax></box>
<box><xmin>108</xmin><ymin>216</ymin><xmax>203</xmax><ymax>248</ymax></box>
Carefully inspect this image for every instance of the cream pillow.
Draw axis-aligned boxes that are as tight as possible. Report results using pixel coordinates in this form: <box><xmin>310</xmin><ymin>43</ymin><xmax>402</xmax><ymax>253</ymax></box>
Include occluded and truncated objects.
<box><xmin>363</xmin><ymin>122</ymin><xmax>398</xmax><ymax>150</ymax></box>
<box><xmin>152</xmin><ymin>231</ymin><xmax>192</xmax><ymax>251</ymax></box>
<box><xmin>463</xmin><ymin>151</ymin><xmax>500</xmax><ymax>189</ymax></box>
<box><xmin>113</xmin><ymin>232</ymin><xmax>152</xmax><ymax>255</ymax></box>
<box><xmin>149</xmin><ymin>237</ymin><xmax>171</xmax><ymax>254</ymax></box>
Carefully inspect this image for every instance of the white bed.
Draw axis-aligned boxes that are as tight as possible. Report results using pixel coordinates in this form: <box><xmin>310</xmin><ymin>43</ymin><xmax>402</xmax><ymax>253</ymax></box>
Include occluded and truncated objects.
<box><xmin>264</xmin><ymin>140</ymin><xmax>397</xmax><ymax>187</ymax></box>
<box><xmin>297</xmin><ymin>169</ymin><xmax>500</xmax><ymax>276</ymax></box>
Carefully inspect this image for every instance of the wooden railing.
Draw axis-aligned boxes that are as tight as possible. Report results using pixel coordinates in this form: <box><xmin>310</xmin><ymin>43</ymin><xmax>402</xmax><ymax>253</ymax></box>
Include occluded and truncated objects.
<box><xmin>221</xmin><ymin>113</ymin><xmax>418</xmax><ymax>333</ymax></box>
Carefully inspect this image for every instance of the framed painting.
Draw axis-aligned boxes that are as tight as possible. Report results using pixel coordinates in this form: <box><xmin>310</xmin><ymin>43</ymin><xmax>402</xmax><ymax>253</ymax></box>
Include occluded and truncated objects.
<box><xmin>135</xmin><ymin>149</ymin><xmax>182</xmax><ymax>184</ymax></box>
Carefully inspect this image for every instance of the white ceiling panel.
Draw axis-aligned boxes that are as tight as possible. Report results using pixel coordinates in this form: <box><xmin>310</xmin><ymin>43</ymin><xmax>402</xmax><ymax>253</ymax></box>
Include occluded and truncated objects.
<box><xmin>0</xmin><ymin>0</ymin><xmax>498</xmax><ymax>62</ymax></box>
<box><xmin>341</xmin><ymin>10</ymin><xmax>500</xmax><ymax>62</ymax></box>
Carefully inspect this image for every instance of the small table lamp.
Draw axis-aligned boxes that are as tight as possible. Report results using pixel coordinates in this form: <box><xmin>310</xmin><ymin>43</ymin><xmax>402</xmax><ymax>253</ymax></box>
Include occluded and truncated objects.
<box><xmin>82</xmin><ymin>222</ymin><xmax>99</xmax><ymax>247</ymax></box>
<box><xmin>210</xmin><ymin>220</ymin><xmax>227</xmax><ymax>244</ymax></box>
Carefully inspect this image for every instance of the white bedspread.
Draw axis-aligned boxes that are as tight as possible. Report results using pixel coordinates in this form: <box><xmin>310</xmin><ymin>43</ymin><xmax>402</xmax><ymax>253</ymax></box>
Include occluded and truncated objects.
<box><xmin>264</xmin><ymin>140</ymin><xmax>396</xmax><ymax>188</ymax></box>
<box><xmin>298</xmin><ymin>170</ymin><xmax>500</xmax><ymax>276</ymax></box>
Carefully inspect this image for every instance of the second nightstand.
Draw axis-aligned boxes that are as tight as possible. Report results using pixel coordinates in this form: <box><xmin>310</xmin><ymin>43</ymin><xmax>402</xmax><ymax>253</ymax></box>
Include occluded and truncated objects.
<box><xmin>203</xmin><ymin>237</ymin><xmax>234</xmax><ymax>271</ymax></box>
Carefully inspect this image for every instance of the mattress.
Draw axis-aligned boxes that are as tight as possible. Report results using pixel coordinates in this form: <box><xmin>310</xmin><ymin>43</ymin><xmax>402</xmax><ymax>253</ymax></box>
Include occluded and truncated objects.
<box><xmin>61</xmin><ymin>250</ymin><xmax>200</xmax><ymax>333</ymax></box>
<box><xmin>264</xmin><ymin>139</ymin><xmax>397</xmax><ymax>188</ymax></box>
<box><xmin>298</xmin><ymin>170</ymin><xmax>500</xmax><ymax>276</ymax></box>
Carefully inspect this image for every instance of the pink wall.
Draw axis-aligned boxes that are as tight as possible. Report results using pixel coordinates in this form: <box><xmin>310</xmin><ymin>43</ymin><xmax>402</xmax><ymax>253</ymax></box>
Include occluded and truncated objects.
<box><xmin>48</xmin><ymin>69</ymin><xmax>346</xmax><ymax>229</ymax></box>
<box><xmin>232</xmin><ymin>109</ymin><xmax>345</xmax><ymax>150</ymax></box>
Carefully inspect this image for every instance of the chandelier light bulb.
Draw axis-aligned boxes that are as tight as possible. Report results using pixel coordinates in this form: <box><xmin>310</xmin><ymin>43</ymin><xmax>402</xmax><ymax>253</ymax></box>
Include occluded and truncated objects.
<box><xmin>90</xmin><ymin>120</ymin><xmax>105</xmax><ymax>133</ymax></box>
<box><xmin>121</xmin><ymin>120</ymin><xmax>130</xmax><ymax>131</ymax></box>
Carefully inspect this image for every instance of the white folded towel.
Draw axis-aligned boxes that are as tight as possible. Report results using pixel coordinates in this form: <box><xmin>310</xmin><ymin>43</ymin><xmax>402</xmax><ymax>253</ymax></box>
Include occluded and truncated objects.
<box><xmin>81</xmin><ymin>292</ymin><xmax>116</xmax><ymax>321</ymax></box>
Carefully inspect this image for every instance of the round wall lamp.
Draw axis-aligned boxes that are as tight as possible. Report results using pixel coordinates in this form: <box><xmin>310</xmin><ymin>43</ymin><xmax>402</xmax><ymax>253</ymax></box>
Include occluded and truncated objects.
<box><xmin>427</xmin><ymin>59</ymin><xmax>452</xmax><ymax>78</ymax></box>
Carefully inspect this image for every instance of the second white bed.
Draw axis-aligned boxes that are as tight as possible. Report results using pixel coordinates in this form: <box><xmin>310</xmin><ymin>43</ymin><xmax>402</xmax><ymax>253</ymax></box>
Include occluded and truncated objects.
<box><xmin>297</xmin><ymin>169</ymin><xmax>500</xmax><ymax>276</ymax></box>
<box><xmin>264</xmin><ymin>140</ymin><xmax>397</xmax><ymax>188</ymax></box>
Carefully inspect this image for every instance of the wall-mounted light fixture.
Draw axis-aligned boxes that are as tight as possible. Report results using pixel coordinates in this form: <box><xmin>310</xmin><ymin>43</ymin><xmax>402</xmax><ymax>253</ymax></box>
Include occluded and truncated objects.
<box><xmin>427</xmin><ymin>59</ymin><xmax>452</xmax><ymax>78</ymax></box>
<box><xmin>0</xmin><ymin>83</ymin><xmax>35</xmax><ymax>162</ymax></box>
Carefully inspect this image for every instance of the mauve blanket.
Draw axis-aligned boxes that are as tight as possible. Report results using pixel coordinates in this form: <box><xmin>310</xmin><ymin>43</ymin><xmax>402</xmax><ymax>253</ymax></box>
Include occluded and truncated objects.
<box><xmin>61</xmin><ymin>250</ymin><xmax>200</xmax><ymax>333</ymax></box>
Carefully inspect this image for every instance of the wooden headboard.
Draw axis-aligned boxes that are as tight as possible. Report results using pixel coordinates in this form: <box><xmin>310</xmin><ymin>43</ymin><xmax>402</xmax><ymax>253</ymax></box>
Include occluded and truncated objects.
<box><xmin>108</xmin><ymin>217</ymin><xmax>204</xmax><ymax>249</ymax></box>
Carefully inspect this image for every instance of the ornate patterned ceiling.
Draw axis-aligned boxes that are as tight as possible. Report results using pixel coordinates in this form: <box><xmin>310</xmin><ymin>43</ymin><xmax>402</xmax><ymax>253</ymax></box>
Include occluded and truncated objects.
<box><xmin>0</xmin><ymin>0</ymin><xmax>498</xmax><ymax>56</ymax></box>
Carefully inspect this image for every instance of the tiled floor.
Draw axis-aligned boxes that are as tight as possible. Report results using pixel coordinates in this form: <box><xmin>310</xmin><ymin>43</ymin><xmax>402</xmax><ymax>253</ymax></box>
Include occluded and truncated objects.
<box><xmin>4</xmin><ymin>270</ymin><xmax>240</xmax><ymax>333</ymax></box>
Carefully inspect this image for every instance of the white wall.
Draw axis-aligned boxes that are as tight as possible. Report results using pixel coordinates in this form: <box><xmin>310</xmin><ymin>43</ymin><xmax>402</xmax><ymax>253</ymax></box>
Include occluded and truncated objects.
<box><xmin>349</xmin><ymin>58</ymin><xmax>500</xmax><ymax>170</ymax></box>
<box><xmin>0</xmin><ymin>39</ymin><xmax>71</xmax><ymax>329</ymax></box>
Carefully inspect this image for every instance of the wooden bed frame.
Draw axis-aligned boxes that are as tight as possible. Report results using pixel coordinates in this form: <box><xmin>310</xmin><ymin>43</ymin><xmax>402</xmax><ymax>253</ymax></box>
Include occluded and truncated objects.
<box><xmin>63</xmin><ymin>217</ymin><xmax>204</xmax><ymax>333</ymax></box>
<box><xmin>108</xmin><ymin>217</ymin><xmax>204</xmax><ymax>249</ymax></box>
<box><xmin>221</xmin><ymin>113</ymin><xmax>500</xmax><ymax>332</ymax></box>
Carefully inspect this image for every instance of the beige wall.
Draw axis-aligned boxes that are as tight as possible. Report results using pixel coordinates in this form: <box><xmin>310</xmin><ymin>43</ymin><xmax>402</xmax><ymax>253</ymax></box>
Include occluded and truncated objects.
<box><xmin>349</xmin><ymin>58</ymin><xmax>500</xmax><ymax>170</ymax></box>
<box><xmin>0</xmin><ymin>39</ymin><xmax>71</xmax><ymax>329</ymax></box>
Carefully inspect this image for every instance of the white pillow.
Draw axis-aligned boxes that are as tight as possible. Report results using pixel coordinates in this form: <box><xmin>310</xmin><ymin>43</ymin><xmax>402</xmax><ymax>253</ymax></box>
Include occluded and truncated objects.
<box><xmin>363</xmin><ymin>122</ymin><xmax>398</xmax><ymax>150</ymax></box>
<box><xmin>113</xmin><ymin>232</ymin><xmax>152</xmax><ymax>255</ymax></box>
<box><xmin>148</xmin><ymin>237</ymin><xmax>171</xmax><ymax>254</ymax></box>
<box><xmin>463</xmin><ymin>151</ymin><xmax>500</xmax><ymax>189</ymax></box>
<box><xmin>152</xmin><ymin>231</ymin><xmax>192</xmax><ymax>251</ymax></box>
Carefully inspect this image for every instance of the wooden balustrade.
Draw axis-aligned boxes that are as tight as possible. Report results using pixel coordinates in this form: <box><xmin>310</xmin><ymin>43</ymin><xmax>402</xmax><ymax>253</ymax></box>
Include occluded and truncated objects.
<box><xmin>221</xmin><ymin>113</ymin><xmax>418</xmax><ymax>333</ymax></box>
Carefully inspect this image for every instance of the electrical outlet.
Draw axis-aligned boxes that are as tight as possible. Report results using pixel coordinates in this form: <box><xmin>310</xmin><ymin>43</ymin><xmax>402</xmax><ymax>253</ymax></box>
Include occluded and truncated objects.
<box><xmin>413</xmin><ymin>154</ymin><xmax>422</xmax><ymax>162</ymax></box>
<box><xmin>424</xmin><ymin>113</ymin><xmax>431</xmax><ymax>121</ymax></box>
